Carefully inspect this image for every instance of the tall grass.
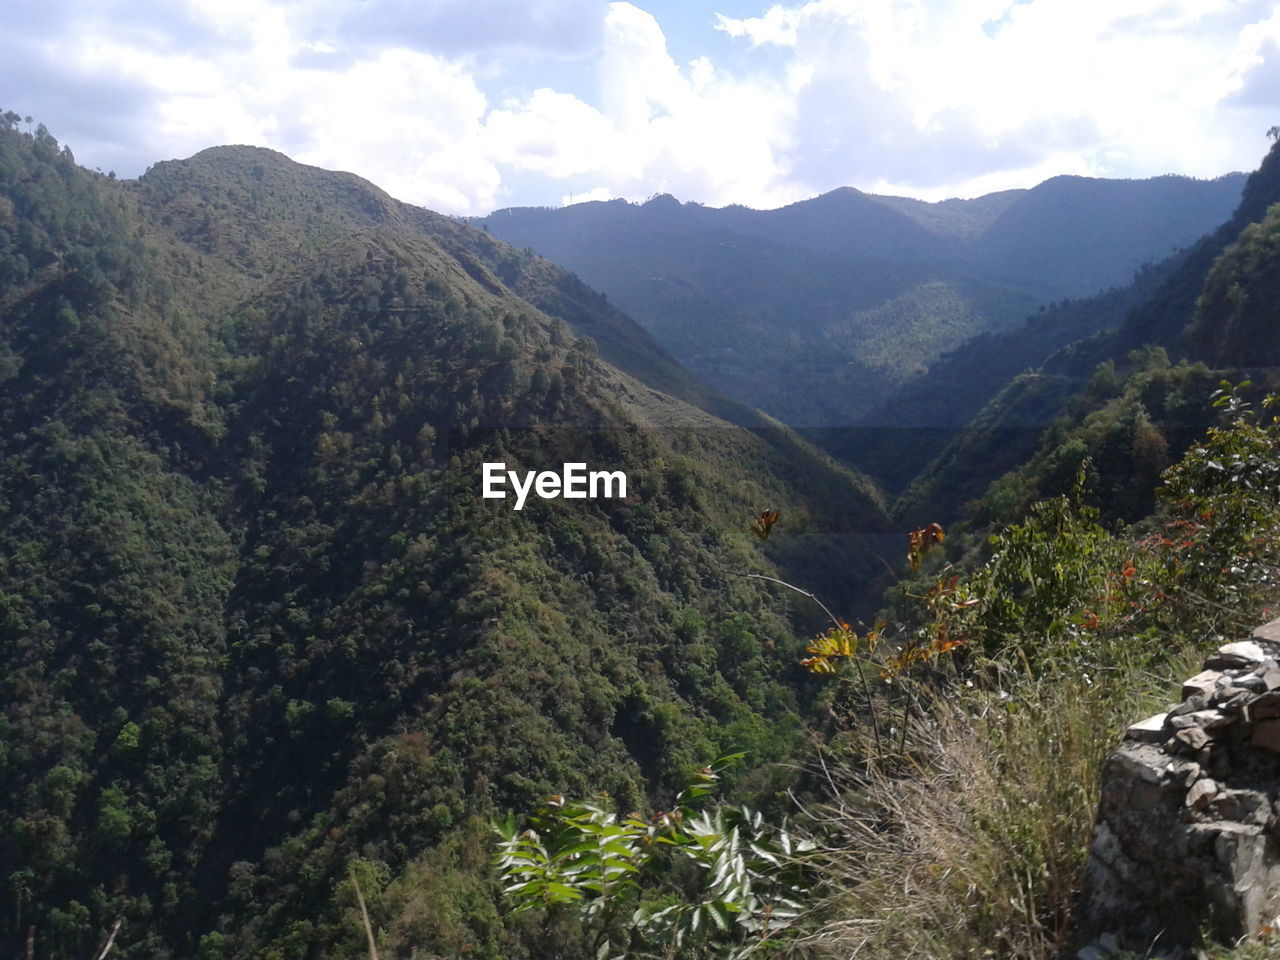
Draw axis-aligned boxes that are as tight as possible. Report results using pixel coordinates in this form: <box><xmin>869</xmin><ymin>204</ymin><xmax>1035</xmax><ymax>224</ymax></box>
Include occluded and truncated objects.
<box><xmin>801</xmin><ymin>649</ymin><xmax>1200</xmax><ymax>960</ymax></box>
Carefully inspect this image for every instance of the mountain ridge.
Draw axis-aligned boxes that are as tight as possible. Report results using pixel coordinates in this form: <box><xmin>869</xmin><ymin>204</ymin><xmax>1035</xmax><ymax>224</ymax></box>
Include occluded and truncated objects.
<box><xmin>0</xmin><ymin>119</ymin><xmax>890</xmax><ymax>960</ymax></box>
<box><xmin>475</xmin><ymin>171</ymin><xmax>1245</xmax><ymax>428</ymax></box>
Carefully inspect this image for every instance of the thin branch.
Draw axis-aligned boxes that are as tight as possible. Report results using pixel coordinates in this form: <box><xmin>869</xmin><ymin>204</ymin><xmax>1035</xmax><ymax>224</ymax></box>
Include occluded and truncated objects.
<box><xmin>93</xmin><ymin>920</ymin><xmax>122</xmax><ymax>960</ymax></box>
<box><xmin>739</xmin><ymin>572</ymin><xmax>885</xmax><ymax>761</ymax></box>
<box><xmin>869</xmin><ymin>549</ymin><xmax>901</xmax><ymax>585</ymax></box>
<box><xmin>350</xmin><ymin>869</ymin><xmax>380</xmax><ymax>960</ymax></box>
<box><xmin>738</xmin><ymin>573</ymin><xmax>843</xmax><ymax>630</ymax></box>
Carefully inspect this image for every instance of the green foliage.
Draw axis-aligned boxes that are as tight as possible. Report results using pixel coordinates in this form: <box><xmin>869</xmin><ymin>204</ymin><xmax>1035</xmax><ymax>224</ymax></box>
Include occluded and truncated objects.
<box><xmin>0</xmin><ymin>114</ymin><xmax>887</xmax><ymax>960</ymax></box>
<box><xmin>1158</xmin><ymin>382</ymin><xmax>1280</xmax><ymax>614</ymax></box>
<box><xmin>494</xmin><ymin>757</ymin><xmax>812</xmax><ymax>960</ymax></box>
<box><xmin>810</xmin><ymin>385</ymin><xmax>1280</xmax><ymax>960</ymax></box>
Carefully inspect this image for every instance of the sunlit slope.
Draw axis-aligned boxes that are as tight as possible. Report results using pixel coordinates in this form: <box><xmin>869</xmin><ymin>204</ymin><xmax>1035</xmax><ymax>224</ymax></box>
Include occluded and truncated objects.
<box><xmin>0</xmin><ymin>122</ymin><xmax>888</xmax><ymax>960</ymax></box>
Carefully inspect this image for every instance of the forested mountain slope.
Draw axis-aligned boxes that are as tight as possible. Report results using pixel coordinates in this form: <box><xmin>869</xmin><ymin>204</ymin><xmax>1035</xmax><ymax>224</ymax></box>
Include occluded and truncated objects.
<box><xmin>828</xmin><ymin>258</ymin><xmax>1181</xmax><ymax>493</ymax></box>
<box><xmin>891</xmin><ymin>138</ymin><xmax>1280</xmax><ymax>528</ymax></box>
<box><xmin>0</xmin><ymin>117</ymin><xmax>888</xmax><ymax>960</ymax></box>
<box><xmin>474</xmin><ymin>174</ymin><xmax>1243</xmax><ymax>427</ymax></box>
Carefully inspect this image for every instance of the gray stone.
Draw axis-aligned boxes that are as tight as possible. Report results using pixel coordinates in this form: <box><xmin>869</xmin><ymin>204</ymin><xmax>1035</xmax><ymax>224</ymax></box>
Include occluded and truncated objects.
<box><xmin>1253</xmin><ymin>720</ymin><xmax>1280</xmax><ymax>752</ymax></box>
<box><xmin>1233</xmin><ymin>674</ymin><xmax>1267</xmax><ymax>693</ymax></box>
<box><xmin>1211</xmin><ymin>790</ymin><xmax>1270</xmax><ymax>825</ymax></box>
<box><xmin>1208</xmin><ymin>641</ymin><xmax>1269</xmax><ymax>669</ymax></box>
<box><xmin>1215</xmin><ymin>689</ymin><xmax>1253</xmax><ymax>711</ymax></box>
<box><xmin>1175</xmin><ymin>726</ymin><xmax>1212</xmax><ymax>752</ymax></box>
<box><xmin>1251</xmin><ymin>617</ymin><xmax>1280</xmax><ymax>647</ymax></box>
<box><xmin>1125</xmin><ymin>712</ymin><xmax>1170</xmax><ymax>742</ymax></box>
<box><xmin>1170</xmin><ymin>694</ymin><xmax>1210</xmax><ymax>717</ymax></box>
<box><xmin>1170</xmin><ymin>709</ymin><xmax>1235</xmax><ymax>731</ymax></box>
<box><xmin>1077</xmin><ymin>620</ymin><xmax>1280</xmax><ymax>953</ymax></box>
<box><xmin>1183</xmin><ymin>670</ymin><xmax>1224</xmax><ymax>699</ymax></box>
<box><xmin>1188</xmin><ymin>777</ymin><xmax>1219</xmax><ymax>810</ymax></box>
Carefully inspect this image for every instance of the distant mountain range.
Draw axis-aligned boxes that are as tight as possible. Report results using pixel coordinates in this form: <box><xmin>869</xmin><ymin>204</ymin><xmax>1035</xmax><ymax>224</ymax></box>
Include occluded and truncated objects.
<box><xmin>474</xmin><ymin>173</ymin><xmax>1245</xmax><ymax>428</ymax></box>
<box><xmin>887</xmin><ymin>139</ymin><xmax>1280</xmax><ymax>527</ymax></box>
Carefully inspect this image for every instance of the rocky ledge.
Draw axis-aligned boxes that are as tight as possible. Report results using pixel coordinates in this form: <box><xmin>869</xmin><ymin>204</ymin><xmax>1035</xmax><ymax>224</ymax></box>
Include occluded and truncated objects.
<box><xmin>1077</xmin><ymin>618</ymin><xmax>1280</xmax><ymax>957</ymax></box>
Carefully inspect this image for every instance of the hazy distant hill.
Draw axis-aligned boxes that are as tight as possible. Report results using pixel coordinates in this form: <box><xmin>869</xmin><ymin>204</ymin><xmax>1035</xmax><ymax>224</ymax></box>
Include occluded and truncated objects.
<box><xmin>475</xmin><ymin>174</ymin><xmax>1244</xmax><ymax>427</ymax></box>
<box><xmin>0</xmin><ymin>119</ymin><xmax>889</xmax><ymax>960</ymax></box>
<box><xmin>888</xmin><ymin>140</ymin><xmax>1280</xmax><ymax>528</ymax></box>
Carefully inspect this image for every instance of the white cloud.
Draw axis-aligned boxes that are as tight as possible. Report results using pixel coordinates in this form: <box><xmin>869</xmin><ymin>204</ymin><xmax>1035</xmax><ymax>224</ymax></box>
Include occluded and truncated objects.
<box><xmin>485</xmin><ymin>88</ymin><xmax>620</xmax><ymax>178</ymax></box>
<box><xmin>562</xmin><ymin>186</ymin><xmax>616</xmax><ymax>204</ymax></box>
<box><xmin>6</xmin><ymin>0</ymin><xmax>1280</xmax><ymax>214</ymax></box>
<box><xmin>714</xmin><ymin>5</ymin><xmax>801</xmax><ymax>48</ymax></box>
<box><xmin>482</xmin><ymin>2</ymin><xmax>799</xmax><ymax>208</ymax></box>
<box><xmin>754</xmin><ymin>0</ymin><xmax>1280</xmax><ymax>198</ymax></box>
<box><xmin>1226</xmin><ymin>5</ymin><xmax>1280</xmax><ymax>106</ymax></box>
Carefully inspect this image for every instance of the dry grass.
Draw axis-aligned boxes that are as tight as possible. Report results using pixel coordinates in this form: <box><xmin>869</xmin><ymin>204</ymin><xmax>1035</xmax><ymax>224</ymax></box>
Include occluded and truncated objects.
<box><xmin>799</xmin><ymin>649</ymin><xmax>1201</xmax><ymax>960</ymax></box>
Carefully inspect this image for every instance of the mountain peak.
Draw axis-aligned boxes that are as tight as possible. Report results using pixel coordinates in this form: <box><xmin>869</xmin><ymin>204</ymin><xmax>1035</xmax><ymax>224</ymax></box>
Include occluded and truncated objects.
<box><xmin>642</xmin><ymin>192</ymin><xmax>680</xmax><ymax>209</ymax></box>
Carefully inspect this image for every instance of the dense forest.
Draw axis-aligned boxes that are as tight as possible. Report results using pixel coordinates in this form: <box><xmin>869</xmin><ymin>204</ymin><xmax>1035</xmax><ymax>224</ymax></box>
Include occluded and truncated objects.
<box><xmin>0</xmin><ymin>113</ymin><xmax>891</xmax><ymax>959</ymax></box>
<box><xmin>6</xmin><ymin>106</ymin><xmax>1280</xmax><ymax>960</ymax></box>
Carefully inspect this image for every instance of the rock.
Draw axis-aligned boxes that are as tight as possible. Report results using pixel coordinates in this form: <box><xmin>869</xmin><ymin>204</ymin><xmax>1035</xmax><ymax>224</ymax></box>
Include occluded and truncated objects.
<box><xmin>1251</xmin><ymin>617</ymin><xmax>1280</xmax><ymax>647</ymax></box>
<box><xmin>1208</xmin><ymin>748</ymin><xmax>1233</xmax><ymax>781</ymax></box>
<box><xmin>1125</xmin><ymin>712</ymin><xmax>1169</xmax><ymax>742</ymax></box>
<box><xmin>1253</xmin><ymin>719</ymin><xmax>1280</xmax><ymax>752</ymax></box>
<box><xmin>1188</xmin><ymin>778</ymin><xmax>1219</xmax><ymax>810</ymax></box>
<box><xmin>1210</xmin><ymin>789</ymin><xmax>1270</xmax><ymax>825</ymax></box>
<box><xmin>1251</xmin><ymin>691</ymin><xmax>1280</xmax><ymax>720</ymax></box>
<box><xmin>1175</xmin><ymin>727</ymin><xmax>1212</xmax><ymax>752</ymax></box>
<box><xmin>1214</xmin><ymin>688</ymin><xmax>1253</xmax><ymax>711</ymax></box>
<box><xmin>1208</xmin><ymin>641</ymin><xmax>1268</xmax><ymax>669</ymax></box>
<box><xmin>1183</xmin><ymin>670</ymin><xmax>1224</xmax><ymax>699</ymax></box>
<box><xmin>1077</xmin><ymin>620</ymin><xmax>1280</xmax><ymax>953</ymax></box>
<box><xmin>1170</xmin><ymin>710</ymin><xmax>1235</xmax><ymax>731</ymax></box>
<box><xmin>1233</xmin><ymin>674</ymin><xmax>1267</xmax><ymax>693</ymax></box>
<box><xmin>1170</xmin><ymin>694</ymin><xmax>1210</xmax><ymax>717</ymax></box>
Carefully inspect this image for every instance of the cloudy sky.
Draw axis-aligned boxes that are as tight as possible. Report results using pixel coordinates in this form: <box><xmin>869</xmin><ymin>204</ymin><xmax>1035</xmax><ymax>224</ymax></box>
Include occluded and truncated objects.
<box><xmin>7</xmin><ymin>0</ymin><xmax>1280</xmax><ymax>214</ymax></box>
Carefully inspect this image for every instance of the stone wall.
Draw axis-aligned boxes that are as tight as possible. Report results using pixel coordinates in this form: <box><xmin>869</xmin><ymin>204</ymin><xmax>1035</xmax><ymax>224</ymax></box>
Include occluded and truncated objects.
<box><xmin>1077</xmin><ymin>618</ymin><xmax>1280</xmax><ymax>957</ymax></box>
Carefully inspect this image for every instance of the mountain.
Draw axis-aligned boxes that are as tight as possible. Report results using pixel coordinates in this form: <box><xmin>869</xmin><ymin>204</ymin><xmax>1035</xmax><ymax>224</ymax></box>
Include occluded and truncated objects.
<box><xmin>889</xmin><ymin>138</ymin><xmax>1280</xmax><ymax>529</ymax></box>
<box><xmin>0</xmin><ymin>118</ymin><xmax>890</xmax><ymax>960</ymax></box>
<box><xmin>474</xmin><ymin>174</ymin><xmax>1244</xmax><ymax>429</ymax></box>
<box><xmin>839</xmin><ymin>254</ymin><xmax>1182</xmax><ymax>495</ymax></box>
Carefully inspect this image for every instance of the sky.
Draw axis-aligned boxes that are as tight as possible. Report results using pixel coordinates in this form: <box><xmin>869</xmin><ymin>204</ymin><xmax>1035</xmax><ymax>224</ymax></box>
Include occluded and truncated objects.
<box><xmin>6</xmin><ymin>0</ymin><xmax>1280</xmax><ymax>215</ymax></box>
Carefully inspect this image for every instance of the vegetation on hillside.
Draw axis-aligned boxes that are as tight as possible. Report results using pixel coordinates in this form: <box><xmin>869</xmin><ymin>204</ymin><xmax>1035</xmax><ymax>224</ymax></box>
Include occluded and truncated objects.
<box><xmin>3</xmin><ymin>103</ymin><xmax>1280</xmax><ymax>960</ymax></box>
<box><xmin>0</xmin><ymin>113</ymin><xmax>890</xmax><ymax>960</ymax></box>
<box><xmin>497</xmin><ymin>382</ymin><xmax>1280</xmax><ymax>960</ymax></box>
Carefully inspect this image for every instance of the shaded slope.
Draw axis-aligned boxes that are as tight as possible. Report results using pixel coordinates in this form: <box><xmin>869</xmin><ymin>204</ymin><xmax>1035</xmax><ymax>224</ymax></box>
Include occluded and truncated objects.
<box><xmin>974</xmin><ymin>173</ymin><xmax>1246</xmax><ymax>298</ymax></box>
<box><xmin>890</xmin><ymin>140</ymin><xmax>1280</xmax><ymax>528</ymax></box>
<box><xmin>0</xmin><ymin>122</ymin><xmax>889</xmax><ymax>960</ymax></box>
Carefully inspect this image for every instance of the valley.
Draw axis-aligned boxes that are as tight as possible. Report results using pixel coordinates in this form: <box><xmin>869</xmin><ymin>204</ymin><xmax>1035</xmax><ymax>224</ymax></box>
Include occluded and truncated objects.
<box><xmin>5</xmin><ymin>107</ymin><xmax>1280</xmax><ymax>960</ymax></box>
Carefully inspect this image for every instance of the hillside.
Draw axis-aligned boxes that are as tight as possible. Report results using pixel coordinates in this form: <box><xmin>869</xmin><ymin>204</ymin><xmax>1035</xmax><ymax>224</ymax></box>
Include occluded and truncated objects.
<box><xmin>0</xmin><ymin>119</ymin><xmax>890</xmax><ymax>960</ymax></box>
<box><xmin>474</xmin><ymin>174</ymin><xmax>1244</xmax><ymax>428</ymax></box>
<box><xmin>891</xmin><ymin>138</ymin><xmax>1280</xmax><ymax>529</ymax></box>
